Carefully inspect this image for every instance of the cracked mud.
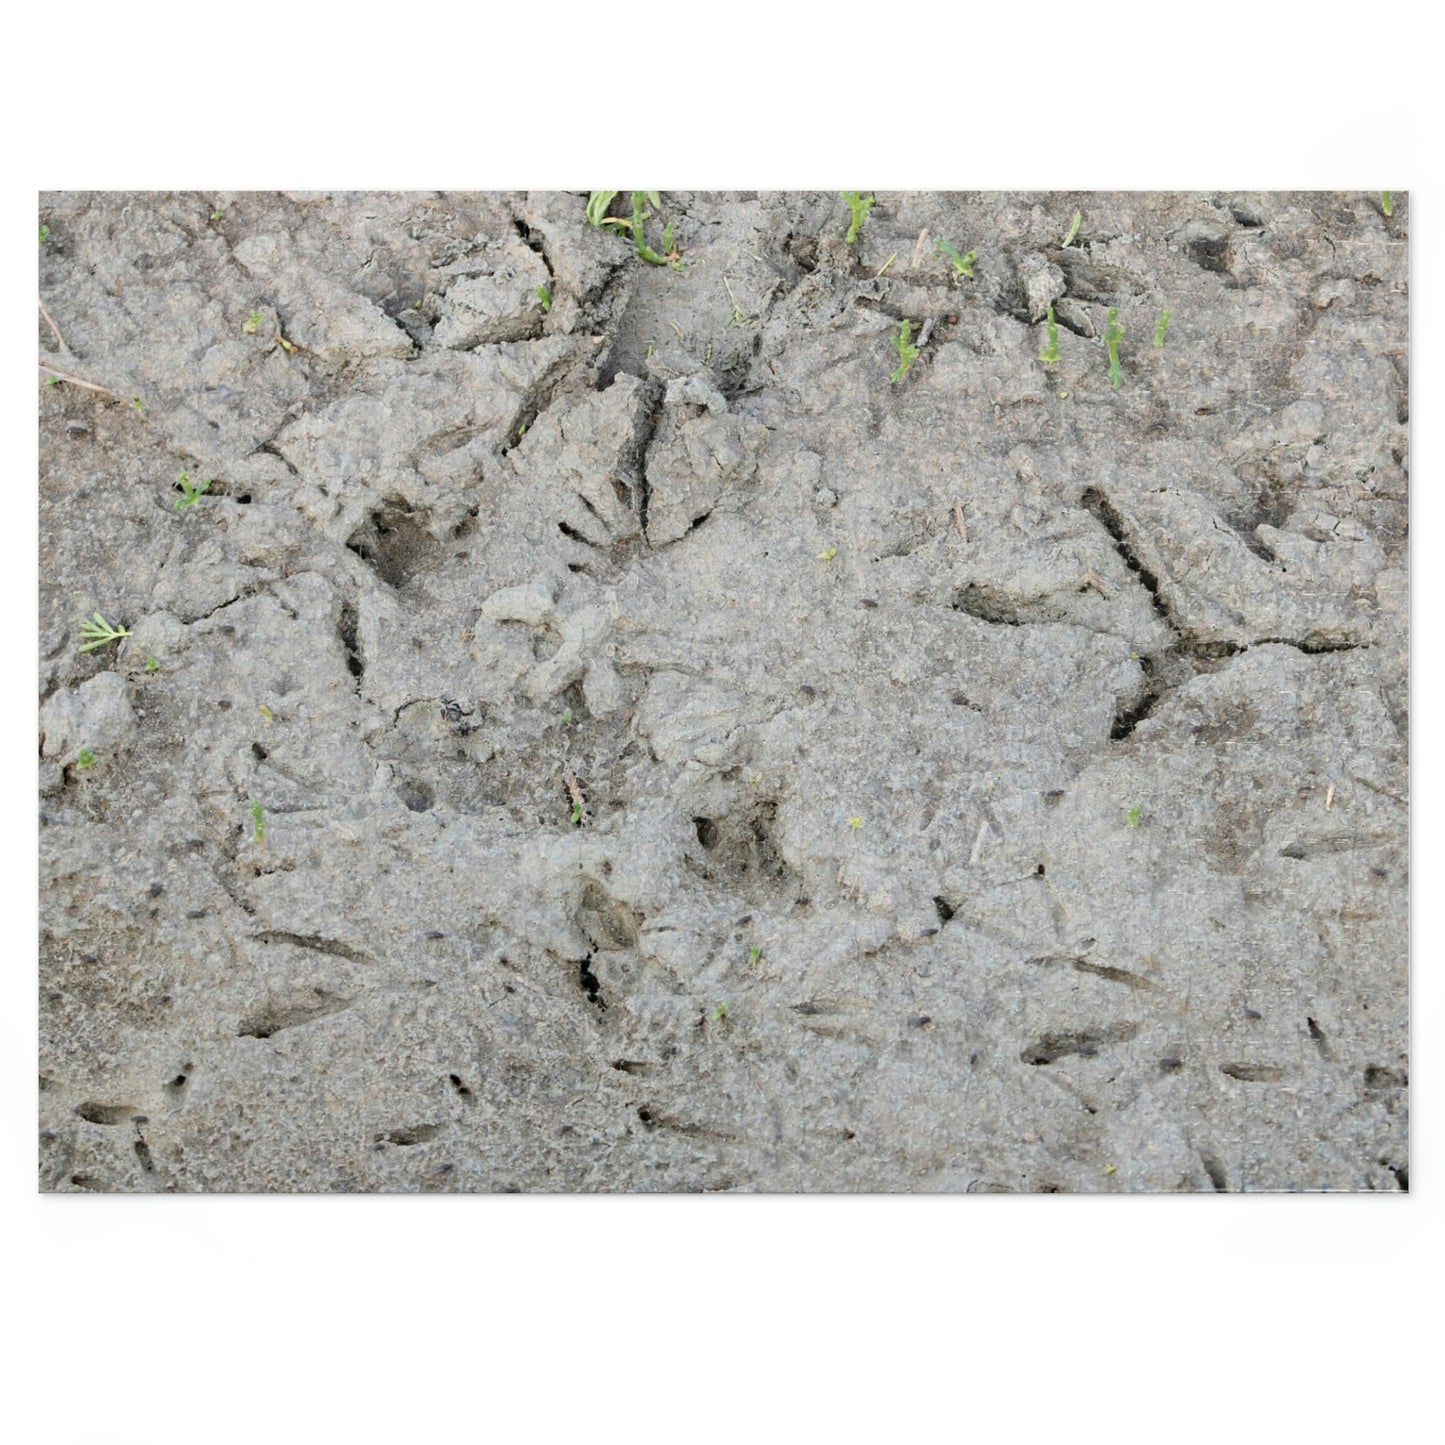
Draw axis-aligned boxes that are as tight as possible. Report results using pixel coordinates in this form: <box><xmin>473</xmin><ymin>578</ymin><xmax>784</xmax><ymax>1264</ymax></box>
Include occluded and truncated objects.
<box><xmin>39</xmin><ymin>191</ymin><xmax>1407</xmax><ymax>1191</ymax></box>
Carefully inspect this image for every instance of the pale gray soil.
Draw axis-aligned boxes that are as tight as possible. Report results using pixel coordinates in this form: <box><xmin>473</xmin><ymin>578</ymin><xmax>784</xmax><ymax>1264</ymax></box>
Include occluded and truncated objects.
<box><xmin>38</xmin><ymin>191</ymin><xmax>1408</xmax><ymax>1191</ymax></box>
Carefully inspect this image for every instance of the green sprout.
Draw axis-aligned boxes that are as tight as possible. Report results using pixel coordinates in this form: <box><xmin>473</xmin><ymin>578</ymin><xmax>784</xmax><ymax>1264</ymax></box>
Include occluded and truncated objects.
<box><xmin>629</xmin><ymin>191</ymin><xmax>672</xmax><ymax>266</ymax></box>
<box><xmin>748</xmin><ymin>944</ymin><xmax>762</xmax><ymax>969</ymax></box>
<box><xmin>570</xmin><ymin>798</ymin><xmax>585</xmax><ymax>825</ymax></box>
<box><xmin>1062</xmin><ymin>211</ymin><xmax>1082</xmax><ymax>247</ymax></box>
<box><xmin>243</xmin><ymin>309</ymin><xmax>263</xmax><ymax>334</ymax></box>
<box><xmin>1380</xmin><ymin>191</ymin><xmax>1393</xmax><ymax>217</ymax></box>
<box><xmin>723</xmin><ymin>275</ymin><xmax>756</xmax><ymax>326</ymax></box>
<box><xmin>713</xmin><ymin>1001</ymin><xmax>730</xmax><ymax>1022</ymax></box>
<box><xmin>1039</xmin><ymin>304</ymin><xmax>1060</xmax><ymax>364</ymax></box>
<box><xmin>876</xmin><ymin>252</ymin><xmax>897</xmax><ymax>277</ymax></box>
<box><xmin>840</xmin><ymin>191</ymin><xmax>874</xmax><ymax>245</ymax></box>
<box><xmin>1105</xmin><ymin>307</ymin><xmax>1125</xmax><ymax>388</ymax></box>
<box><xmin>890</xmin><ymin>319</ymin><xmax>920</xmax><ymax>384</ymax></box>
<box><xmin>586</xmin><ymin>191</ymin><xmax>619</xmax><ymax>227</ymax></box>
<box><xmin>131</xmin><ymin>397</ymin><xmax>146</xmax><ymax>413</ymax></box>
<box><xmin>1127</xmin><ymin>805</ymin><xmax>1142</xmax><ymax>829</ymax></box>
<box><xmin>45</xmin><ymin>375</ymin><xmax>62</xmax><ymax>386</ymax></box>
<box><xmin>935</xmin><ymin>237</ymin><xmax>976</xmax><ymax>279</ymax></box>
<box><xmin>76</xmin><ymin>748</ymin><xmax>97</xmax><ymax>770</ymax></box>
<box><xmin>145</xmin><ymin>654</ymin><xmax>160</xmax><ymax>673</ymax></box>
<box><xmin>211</xmin><ymin>210</ymin><xmax>225</xmax><ymax>221</ymax></box>
<box><xmin>40</xmin><ymin>223</ymin><xmax>50</xmax><ymax>246</ymax></box>
<box><xmin>251</xmin><ymin>798</ymin><xmax>266</xmax><ymax>843</ymax></box>
<box><xmin>78</xmin><ymin>612</ymin><xmax>132</xmax><ymax>653</ymax></box>
<box><xmin>847</xmin><ymin>815</ymin><xmax>863</xmax><ymax>831</ymax></box>
<box><xmin>535</xmin><ymin>284</ymin><xmax>552</xmax><ymax>313</ymax></box>
<box><xmin>1154</xmin><ymin>308</ymin><xmax>1172</xmax><ymax>349</ymax></box>
<box><xmin>816</xmin><ymin>544</ymin><xmax>838</xmax><ymax>561</ymax></box>
<box><xmin>561</xmin><ymin>707</ymin><xmax>575</xmax><ymax>726</ymax></box>
<box><xmin>173</xmin><ymin>472</ymin><xmax>213</xmax><ymax>510</ymax></box>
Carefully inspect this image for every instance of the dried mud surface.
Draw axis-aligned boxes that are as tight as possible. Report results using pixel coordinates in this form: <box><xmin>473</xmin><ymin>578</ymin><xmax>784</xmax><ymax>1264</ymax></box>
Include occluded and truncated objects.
<box><xmin>39</xmin><ymin>191</ymin><xmax>1408</xmax><ymax>1192</ymax></box>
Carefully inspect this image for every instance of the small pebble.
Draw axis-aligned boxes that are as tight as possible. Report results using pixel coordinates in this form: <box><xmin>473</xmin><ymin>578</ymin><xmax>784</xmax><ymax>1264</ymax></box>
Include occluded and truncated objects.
<box><xmin>814</xmin><ymin>486</ymin><xmax>838</xmax><ymax>508</ymax></box>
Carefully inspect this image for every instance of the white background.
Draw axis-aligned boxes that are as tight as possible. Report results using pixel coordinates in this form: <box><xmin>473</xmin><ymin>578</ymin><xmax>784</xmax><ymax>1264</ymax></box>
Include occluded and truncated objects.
<box><xmin>6</xmin><ymin>5</ymin><xmax>1434</xmax><ymax>1440</ymax></box>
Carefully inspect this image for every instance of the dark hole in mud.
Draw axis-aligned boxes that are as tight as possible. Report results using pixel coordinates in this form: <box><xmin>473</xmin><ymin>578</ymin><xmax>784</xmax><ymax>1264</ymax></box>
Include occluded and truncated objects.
<box><xmin>933</xmin><ymin>895</ymin><xmax>955</xmax><ymax>924</ymax></box>
<box><xmin>346</xmin><ymin>499</ymin><xmax>442</xmax><ymax>589</ymax></box>
<box><xmin>1200</xmin><ymin>1154</ymin><xmax>1228</xmax><ymax>1191</ymax></box>
<box><xmin>637</xmin><ymin>1107</ymin><xmax>656</xmax><ymax>1126</ymax></box>
<box><xmin>75</xmin><ymin>1102</ymin><xmax>134</xmax><ymax>1125</ymax></box>
<box><xmin>252</xmin><ymin>743</ymin><xmax>267</xmax><ymax>761</ymax></box>
<box><xmin>236</xmin><ymin>493</ymin><xmax>252</xmax><ymax>504</ymax></box>
<box><xmin>398</xmin><ymin>778</ymin><xmax>434</xmax><ymax>813</ymax></box>
<box><xmin>578</xmin><ymin>955</ymin><xmax>606</xmax><ymax>1009</ymax></box>
<box><xmin>338</xmin><ymin>602</ymin><xmax>364</xmax><ymax>683</ymax></box>
<box><xmin>693</xmin><ymin>816</ymin><xmax>718</xmax><ymax>849</ymax></box>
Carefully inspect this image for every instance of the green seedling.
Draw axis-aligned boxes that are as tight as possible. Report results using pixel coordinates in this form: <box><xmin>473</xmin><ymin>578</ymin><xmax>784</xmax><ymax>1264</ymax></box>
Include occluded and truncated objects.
<box><xmin>145</xmin><ymin>654</ymin><xmax>160</xmax><ymax>673</ymax></box>
<box><xmin>890</xmin><ymin>319</ymin><xmax>920</xmax><ymax>384</ymax></box>
<box><xmin>40</xmin><ymin>223</ymin><xmax>50</xmax><ymax>245</ymax></box>
<box><xmin>586</xmin><ymin>191</ymin><xmax>620</xmax><ymax>228</ymax></box>
<box><xmin>76</xmin><ymin>748</ymin><xmax>96</xmax><ymax>770</ymax></box>
<box><xmin>1380</xmin><ymin>191</ymin><xmax>1393</xmax><ymax>217</ymax></box>
<box><xmin>131</xmin><ymin>396</ymin><xmax>146</xmax><ymax>413</ymax></box>
<box><xmin>748</xmin><ymin>945</ymin><xmax>762</xmax><ymax>970</ymax></box>
<box><xmin>628</xmin><ymin>191</ymin><xmax>675</xmax><ymax>267</ymax></box>
<box><xmin>1154</xmin><ymin>308</ymin><xmax>1171</xmax><ymax>349</ymax></box>
<box><xmin>570</xmin><ymin>798</ymin><xmax>585</xmax><ymax>825</ymax></box>
<box><xmin>1039</xmin><ymin>305</ymin><xmax>1060</xmax><ymax>363</ymax></box>
<box><xmin>1105</xmin><ymin>307</ymin><xmax>1125</xmax><ymax>388</ymax></box>
<box><xmin>816</xmin><ymin>544</ymin><xmax>838</xmax><ymax>561</ymax></box>
<box><xmin>243</xmin><ymin>309</ymin><xmax>263</xmax><ymax>334</ymax></box>
<box><xmin>258</xmin><ymin>703</ymin><xmax>273</xmax><ymax>724</ymax></box>
<box><xmin>713</xmin><ymin>1001</ymin><xmax>730</xmax><ymax>1022</ymax></box>
<box><xmin>45</xmin><ymin>375</ymin><xmax>62</xmax><ymax>386</ymax></box>
<box><xmin>723</xmin><ymin>275</ymin><xmax>756</xmax><ymax>326</ymax></box>
<box><xmin>561</xmin><ymin>708</ymin><xmax>575</xmax><ymax>726</ymax></box>
<box><xmin>211</xmin><ymin>210</ymin><xmax>225</xmax><ymax>221</ymax></box>
<box><xmin>840</xmin><ymin>191</ymin><xmax>874</xmax><ymax>245</ymax></box>
<box><xmin>251</xmin><ymin>798</ymin><xmax>266</xmax><ymax>844</ymax></box>
<box><xmin>1127</xmin><ymin>805</ymin><xmax>1142</xmax><ymax>829</ymax></box>
<box><xmin>535</xmin><ymin>285</ymin><xmax>552</xmax><ymax>313</ymax></box>
<box><xmin>78</xmin><ymin>612</ymin><xmax>131</xmax><ymax>653</ymax></box>
<box><xmin>935</xmin><ymin>237</ymin><xmax>976</xmax><ymax>279</ymax></box>
<box><xmin>1062</xmin><ymin>211</ymin><xmax>1082</xmax><ymax>247</ymax></box>
<box><xmin>847</xmin><ymin>815</ymin><xmax>863</xmax><ymax>831</ymax></box>
<box><xmin>173</xmin><ymin>472</ymin><xmax>213</xmax><ymax>510</ymax></box>
<box><xmin>876</xmin><ymin>252</ymin><xmax>897</xmax><ymax>277</ymax></box>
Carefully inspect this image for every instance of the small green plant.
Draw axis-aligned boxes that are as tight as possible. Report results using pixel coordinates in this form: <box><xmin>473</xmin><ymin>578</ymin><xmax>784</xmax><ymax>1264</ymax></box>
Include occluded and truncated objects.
<box><xmin>251</xmin><ymin>798</ymin><xmax>266</xmax><ymax>844</ymax></box>
<box><xmin>258</xmin><ymin>703</ymin><xmax>273</xmax><ymax>724</ymax></box>
<box><xmin>1105</xmin><ymin>307</ymin><xmax>1125</xmax><ymax>387</ymax></box>
<box><xmin>561</xmin><ymin>707</ymin><xmax>575</xmax><ymax>726</ymax></box>
<box><xmin>44</xmin><ymin>375</ymin><xmax>62</xmax><ymax>386</ymax></box>
<box><xmin>1039</xmin><ymin>305</ymin><xmax>1060</xmax><ymax>363</ymax></box>
<box><xmin>1380</xmin><ymin>191</ymin><xmax>1393</xmax><ymax>217</ymax></box>
<box><xmin>173</xmin><ymin>472</ymin><xmax>213</xmax><ymax>510</ymax></box>
<box><xmin>1062</xmin><ymin>210</ymin><xmax>1082</xmax><ymax>247</ymax></box>
<box><xmin>586</xmin><ymin>190</ymin><xmax>620</xmax><ymax>228</ymax></box>
<box><xmin>39</xmin><ymin>223</ymin><xmax>50</xmax><ymax>246</ymax></box>
<box><xmin>629</xmin><ymin>191</ymin><xmax>675</xmax><ymax>267</ymax></box>
<box><xmin>723</xmin><ymin>275</ymin><xmax>756</xmax><ymax>326</ymax></box>
<box><xmin>713</xmin><ymin>1001</ymin><xmax>730</xmax><ymax>1022</ymax></box>
<box><xmin>935</xmin><ymin>237</ymin><xmax>976</xmax><ymax>279</ymax></box>
<box><xmin>890</xmin><ymin>319</ymin><xmax>920</xmax><ymax>384</ymax></box>
<box><xmin>78</xmin><ymin>612</ymin><xmax>132</xmax><ymax>653</ymax></box>
<box><xmin>535</xmin><ymin>284</ymin><xmax>552</xmax><ymax>313</ymax></box>
<box><xmin>840</xmin><ymin>191</ymin><xmax>874</xmax><ymax>245</ymax></box>
<box><xmin>145</xmin><ymin>654</ymin><xmax>160</xmax><ymax>673</ymax></box>
<box><xmin>748</xmin><ymin>944</ymin><xmax>762</xmax><ymax>969</ymax></box>
<box><xmin>131</xmin><ymin>396</ymin><xmax>146</xmax><ymax>413</ymax></box>
<box><xmin>1127</xmin><ymin>804</ymin><xmax>1142</xmax><ymax>829</ymax></box>
<box><xmin>570</xmin><ymin>798</ymin><xmax>585</xmax><ymax>825</ymax></box>
<box><xmin>76</xmin><ymin>748</ymin><xmax>97</xmax><ymax>770</ymax></box>
<box><xmin>847</xmin><ymin>815</ymin><xmax>863</xmax><ymax>831</ymax></box>
<box><xmin>816</xmin><ymin>544</ymin><xmax>838</xmax><ymax>561</ymax></box>
<box><xmin>1154</xmin><ymin>308</ymin><xmax>1171</xmax><ymax>349</ymax></box>
<box><xmin>243</xmin><ymin>309</ymin><xmax>263</xmax><ymax>334</ymax></box>
<box><xmin>211</xmin><ymin>210</ymin><xmax>225</xmax><ymax>221</ymax></box>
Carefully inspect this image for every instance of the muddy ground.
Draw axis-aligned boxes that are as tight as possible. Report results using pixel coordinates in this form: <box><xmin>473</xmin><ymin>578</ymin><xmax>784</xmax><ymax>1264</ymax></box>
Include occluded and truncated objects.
<box><xmin>37</xmin><ymin>191</ymin><xmax>1408</xmax><ymax>1192</ymax></box>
